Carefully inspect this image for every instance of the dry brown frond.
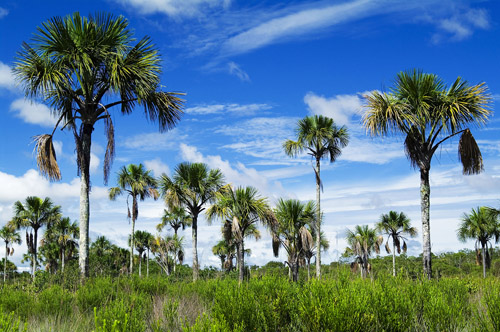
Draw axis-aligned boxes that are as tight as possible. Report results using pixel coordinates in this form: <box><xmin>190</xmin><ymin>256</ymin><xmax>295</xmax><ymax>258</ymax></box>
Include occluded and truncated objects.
<box><xmin>103</xmin><ymin>113</ymin><xmax>115</xmax><ymax>185</ymax></box>
<box><xmin>33</xmin><ymin>134</ymin><xmax>61</xmax><ymax>181</ymax></box>
<box><xmin>458</xmin><ymin>129</ymin><xmax>483</xmax><ymax>175</ymax></box>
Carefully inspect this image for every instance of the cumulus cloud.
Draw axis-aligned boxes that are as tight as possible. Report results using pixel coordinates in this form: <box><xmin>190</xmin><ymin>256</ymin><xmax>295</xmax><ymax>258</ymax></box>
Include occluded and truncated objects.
<box><xmin>9</xmin><ymin>99</ymin><xmax>58</xmax><ymax>127</ymax></box>
<box><xmin>0</xmin><ymin>62</ymin><xmax>17</xmax><ymax>91</ymax></box>
<box><xmin>144</xmin><ymin>158</ymin><xmax>170</xmax><ymax>177</ymax></box>
<box><xmin>304</xmin><ymin>92</ymin><xmax>364</xmax><ymax>126</ymax></box>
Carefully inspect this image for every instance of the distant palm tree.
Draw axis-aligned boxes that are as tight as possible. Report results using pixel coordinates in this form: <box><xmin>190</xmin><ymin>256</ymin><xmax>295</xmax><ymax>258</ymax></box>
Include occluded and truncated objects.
<box><xmin>159</xmin><ymin>162</ymin><xmax>225</xmax><ymax>281</ymax></box>
<box><xmin>9</xmin><ymin>197</ymin><xmax>61</xmax><ymax>278</ymax></box>
<box><xmin>14</xmin><ymin>12</ymin><xmax>184</xmax><ymax>278</ymax></box>
<box><xmin>212</xmin><ymin>240</ymin><xmax>229</xmax><ymax>271</ymax></box>
<box><xmin>151</xmin><ymin>234</ymin><xmax>184</xmax><ymax>275</ymax></box>
<box><xmin>457</xmin><ymin>207</ymin><xmax>500</xmax><ymax>278</ymax></box>
<box><xmin>271</xmin><ymin>199</ymin><xmax>316</xmax><ymax>282</ymax></box>
<box><xmin>109</xmin><ymin>164</ymin><xmax>159</xmax><ymax>275</ymax></box>
<box><xmin>207</xmin><ymin>186</ymin><xmax>273</xmax><ymax>282</ymax></box>
<box><xmin>363</xmin><ymin>69</ymin><xmax>492</xmax><ymax>279</ymax></box>
<box><xmin>133</xmin><ymin>230</ymin><xmax>152</xmax><ymax>277</ymax></box>
<box><xmin>144</xmin><ymin>232</ymin><xmax>154</xmax><ymax>277</ymax></box>
<box><xmin>90</xmin><ymin>236</ymin><xmax>113</xmax><ymax>257</ymax></box>
<box><xmin>345</xmin><ymin>225</ymin><xmax>383</xmax><ymax>279</ymax></box>
<box><xmin>376</xmin><ymin>211</ymin><xmax>417</xmax><ymax>276</ymax></box>
<box><xmin>157</xmin><ymin>206</ymin><xmax>192</xmax><ymax>235</ymax></box>
<box><xmin>44</xmin><ymin>217</ymin><xmax>79</xmax><ymax>273</ymax></box>
<box><xmin>284</xmin><ymin>115</ymin><xmax>349</xmax><ymax>278</ymax></box>
<box><xmin>0</xmin><ymin>225</ymin><xmax>21</xmax><ymax>282</ymax></box>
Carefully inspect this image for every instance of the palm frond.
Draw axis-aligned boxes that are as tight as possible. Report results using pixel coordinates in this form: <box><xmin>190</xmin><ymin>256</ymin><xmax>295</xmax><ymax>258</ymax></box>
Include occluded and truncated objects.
<box><xmin>458</xmin><ymin>129</ymin><xmax>483</xmax><ymax>175</ymax></box>
<box><xmin>33</xmin><ymin>134</ymin><xmax>61</xmax><ymax>181</ymax></box>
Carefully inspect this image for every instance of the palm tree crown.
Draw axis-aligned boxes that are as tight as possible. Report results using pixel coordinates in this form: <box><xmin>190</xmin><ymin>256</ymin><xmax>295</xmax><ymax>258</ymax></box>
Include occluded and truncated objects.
<box><xmin>284</xmin><ymin>114</ymin><xmax>349</xmax><ymax>278</ymax></box>
<box><xmin>0</xmin><ymin>225</ymin><xmax>22</xmax><ymax>282</ymax></box>
<box><xmin>345</xmin><ymin>225</ymin><xmax>383</xmax><ymax>278</ymax></box>
<box><xmin>376</xmin><ymin>211</ymin><xmax>417</xmax><ymax>276</ymax></box>
<box><xmin>14</xmin><ymin>12</ymin><xmax>184</xmax><ymax>278</ymax></box>
<box><xmin>363</xmin><ymin>69</ymin><xmax>492</xmax><ymax>279</ymax></box>
<box><xmin>157</xmin><ymin>205</ymin><xmax>192</xmax><ymax>235</ymax></box>
<box><xmin>159</xmin><ymin>162</ymin><xmax>225</xmax><ymax>281</ymax></box>
<box><xmin>457</xmin><ymin>207</ymin><xmax>500</xmax><ymax>278</ymax></box>
<box><xmin>109</xmin><ymin>163</ymin><xmax>159</xmax><ymax>275</ymax></box>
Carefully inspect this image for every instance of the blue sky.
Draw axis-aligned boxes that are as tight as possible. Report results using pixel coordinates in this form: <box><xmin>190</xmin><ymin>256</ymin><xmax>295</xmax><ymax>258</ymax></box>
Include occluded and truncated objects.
<box><xmin>0</xmin><ymin>0</ymin><xmax>499</xmax><ymax>270</ymax></box>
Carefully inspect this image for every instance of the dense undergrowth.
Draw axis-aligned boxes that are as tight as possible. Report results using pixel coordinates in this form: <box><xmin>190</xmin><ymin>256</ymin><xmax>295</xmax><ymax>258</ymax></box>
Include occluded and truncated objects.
<box><xmin>1</xmin><ymin>266</ymin><xmax>500</xmax><ymax>332</ymax></box>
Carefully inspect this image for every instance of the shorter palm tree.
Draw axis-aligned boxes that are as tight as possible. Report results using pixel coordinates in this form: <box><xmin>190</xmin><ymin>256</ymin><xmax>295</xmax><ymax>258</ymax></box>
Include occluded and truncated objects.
<box><xmin>0</xmin><ymin>225</ymin><xmax>21</xmax><ymax>282</ymax></box>
<box><xmin>109</xmin><ymin>164</ymin><xmax>159</xmax><ymax>275</ymax></box>
<box><xmin>457</xmin><ymin>206</ymin><xmax>500</xmax><ymax>278</ymax></box>
<box><xmin>133</xmin><ymin>230</ymin><xmax>153</xmax><ymax>277</ymax></box>
<box><xmin>345</xmin><ymin>225</ymin><xmax>383</xmax><ymax>278</ymax></box>
<box><xmin>157</xmin><ymin>206</ymin><xmax>192</xmax><ymax>235</ymax></box>
<box><xmin>271</xmin><ymin>199</ymin><xmax>316</xmax><ymax>282</ymax></box>
<box><xmin>376</xmin><ymin>211</ymin><xmax>417</xmax><ymax>276</ymax></box>
<box><xmin>44</xmin><ymin>217</ymin><xmax>79</xmax><ymax>273</ymax></box>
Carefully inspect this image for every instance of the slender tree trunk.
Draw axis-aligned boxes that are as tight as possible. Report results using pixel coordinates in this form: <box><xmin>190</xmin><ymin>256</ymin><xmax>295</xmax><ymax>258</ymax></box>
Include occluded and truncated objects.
<box><xmin>482</xmin><ymin>244</ymin><xmax>487</xmax><ymax>279</ymax></box>
<box><xmin>220</xmin><ymin>256</ymin><xmax>225</xmax><ymax>271</ymax></box>
<box><xmin>4</xmin><ymin>243</ymin><xmax>7</xmax><ymax>282</ymax></box>
<box><xmin>146</xmin><ymin>249</ymin><xmax>149</xmax><ymax>278</ymax></box>
<box><xmin>139</xmin><ymin>251</ymin><xmax>142</xmax><ymax>277</ymax></box>
<box><xmin>78</xmin><ymin>124</ymin><xmax>93</xmax><ymax>279</ymax></box>
<box><xmin>392</xmin><ymin>242</ymin><xmax>396</xmax><ymax>277</ymax></box>
<box><xmin>420</xmin><ymin>167</ymin><xmax>432</xmax><ymax>280</ymax></box>
<box><xmin>130</xmin><ymin>196</ymin><xmax>137</xmax><ymax>275</ymax></box>
<box><xmin>307</xmin><ymin>258</ymin><xmax>311</xmax><ymax>281</ymax></box>
<box><xmin>292</xmin><ymin>257</ymin><xmax>299</xmax><ymax>282</ymax></box>
<box><xmin>61</xmin><ymin>248</ymin><xmax>65</xmax><ymax>274</ymax></box>
<box><xmin>315</xmin><ymin>157</ymin><xmax>321</xmax><ymax>279</ymax></box>
<box><xmin>33</xmin><ymin>228</ymin><xmax>38</xmax><ymax>278</ymax></box>
<box><xmin>238</xmin><ymin>240</ymin><xmax>244</xmax><ymax>283</ymax></box>
<box><xmin>192</xmin><ymin>214</ymin><xmax>199</xmax><ymax>281</ymax></box>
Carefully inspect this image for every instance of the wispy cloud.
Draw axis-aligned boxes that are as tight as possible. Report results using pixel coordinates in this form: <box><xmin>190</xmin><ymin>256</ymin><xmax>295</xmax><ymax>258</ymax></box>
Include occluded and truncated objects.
<box><xmin>431</xmin><ymin>7</ymin><xmax>490</xmax><ymax>43</ymax></box>
<box><xmin>186</xmin><ymin>102</ymin><xmax>271</xmax><ymax>115</ymax></box>
<box><xmin>9</xmin><ymin>99</ymin><xmax>58</xmax><ymax>127</ymax></box>
<box><xmin>227</xmin><ymin>61</ymin><xmax>250</xmax><ymax>81</ymax></box>
<box><xmin>0</xmin><ymin>7</ymin><xmax>8</xmax><ymax>19</ymax></box>
<box><xmin>113</xmin><ymin>0</ymin><xmax>231</xmax><ymax>17</ymax></box>
<box><xmin>121</xmin><ymin>129</ymin><xmax>185</xmax><ymax>151</ymax></box>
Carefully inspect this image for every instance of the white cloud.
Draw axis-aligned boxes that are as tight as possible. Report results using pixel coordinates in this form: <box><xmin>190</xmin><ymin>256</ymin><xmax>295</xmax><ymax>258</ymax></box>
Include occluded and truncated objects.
<box><xmin>144</xmin><ymin>158</ymin><xmax>170</xmax><ymax>177</ymax></box>
<box><xmin>431</xmin><ymin>7</ymin><xmax>490</xmax><ymax>43</ymax></box>
<box><xmin>0</xmin><ymin>7</ymin><xmax>7</xmax><ymax>19</ymax></box>
<box><xmin>228</xmin><ymin>61</ymin><xmax>250</xmax><ymax>82</ymax></box>
<box><xmin>0</xmin><ymin>62</ymin><xmax>17</xmax><ymax>91</ymax></box>
<box><xmin>122</xmin><ymin>129</ymin><xmax>184</xmax><ymax>151</ymax></box>
<box><xmin>90</xmin><ymin>153</ymin><xmax>100</xmax><ymax>173</ymax></box>
<box><xmin>9</xmin><ymin>99</ymin><xmax>58</xmax><ymax>127</ymax></box>
<box><xmin>186</xmin><ymin>103</ymin><xmax>271</xmax><ymax>115</ymax></box>
<box><xmin>304</xmin><ymin>92</ymin><xmax>364</xmax><ymax>126</ymax></box>
<box><xmin>114</xmin><ymin>0</ymin><xmax>230</xmax><ymax>17</ymax></box>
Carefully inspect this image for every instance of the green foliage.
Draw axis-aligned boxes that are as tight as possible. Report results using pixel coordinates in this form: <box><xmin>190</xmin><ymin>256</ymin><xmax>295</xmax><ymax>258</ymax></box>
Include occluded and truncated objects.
<box><xmin>0</xmin><ymin>310</ymin><xmax>27</xmax><ymax>332</ymax></box>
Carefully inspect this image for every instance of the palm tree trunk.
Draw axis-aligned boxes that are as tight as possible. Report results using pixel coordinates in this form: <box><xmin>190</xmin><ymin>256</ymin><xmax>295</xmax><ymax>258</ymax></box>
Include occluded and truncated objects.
<box><xmin>130</xmin><ymin>196</ymin><xmax>137</xmax><ymax>275</ymax></box>
<box><xmin>392</xmin><ymin>242</ymin><xmax>396</xmax><ymax>277</ymax></box>
<box><xmin>4</xmin><ymin>243</ymin><xmax>7</xmax><ymax>282</ymax></box>
<box><xmin>315</xmin><ymin>156</ymin><xmax>321</xmax><ymax>279</ymax></box>
<box><xmin>482</xmin><ymin>243</ymin><xmax>486</xmax><ymax>278</ymax></box>
<box><xmin>307</xmin><ymin>258</ymin><xmax>311</xmax><ymax>281</ymax></box>
<box><xmin>146</xmin><ymin>248</ymin><xmax>149</xmax><ymax>278</ymax></box>
<box><xmin>33</xmin><ymin>228</ymin><xmax>38</xmax><ymax>278</ymax></box>
<box><xmin>420</xmin><ymin>167</ymin><xmax>432</xmax><ymax>280</ymax></box>
<box><xmin>192</xmin><ymin>214</ymin><xmax>199</xmax><ymax>281</ymax></box>
<box><xmin>78</xmin><ymin>124</ymin><xmax>93</xmax><ymax>279</ymax></box>
<box><xmin>139</xmin><ymin>251</ymin><xmax>142</xmax><ymax>277</ymax></box>
<box><xmin>238</xmin><ymin>240</ymin><xmax>244</xmax><ymax>283</ymax></box>
<box><xmin>61</xmin><ymin>248</ymin><xmax>65</xmax><ymax>274</ymax></box>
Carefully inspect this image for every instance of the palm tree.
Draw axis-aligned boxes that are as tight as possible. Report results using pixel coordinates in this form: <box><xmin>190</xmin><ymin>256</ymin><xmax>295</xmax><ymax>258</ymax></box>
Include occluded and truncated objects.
<box><xmin>284</xmin><ymin>115</ymin><xmax>349</xmax><ymax>278</ymax></box>
<box><xmin>169</xmin><ymin>234</ymin><xmax>184</xmax><ymax>273</ymax></box>
<box><xmin>212</xmin><ymin>240</ymin><xmax>229</xmax><ymax>271</ymax></box>
<box><xmin>0</xmin><ymin>225</ymin><xmax>22</xmax><ymax>282</ymax></box>
<box><xmin>44</xmin><ymin>217</ymin><xmax>79</xmax><ymax>273</ymax></box>
<box><xmin>363</xmin><ymin>69</ymin><xmax>491</xmax><ymax>279</ymax></box>
<box><xmin>159</xmin><ymin>162</ymin><xmax>225</xmax><ymax>281</ymax></box>
<box><xmin>376</xmin><ymin>211</ymin><xmax>417</xmax><ymax>277</ymax></box>
<box><xmin>207</xmin><ymin>186</ymin><xmax>273</xmax><ymax>282</ymax></box>
<box><xmin>157</xmin><ymin>206</ymin><xmax>192</xmax><ymax>235</ymax></box>
<box><xmin>109</xmin><ymin>164</ymin><xmax>159</xmax><ymax>275</ymax></box>
<box><xmin>345</xmin><ymin>225</ymin><xmax>383</xmax><ymax>279</ymax></box>
<box><xmin>271</xmin><ymin>199</ymin><xmax>316</xmax><ymax>282</ymax></box>
<box><xmin>9</xmin><ymin>197</ymin><xmax>61</xmax><ymax>278</ymax></box>
<box><xmin>144</xmin><ymin>232</ymin><xmax>154</xmax><ymax>277</ymax></box>
<box><xmin>457</xmin><ymin>207</ymin><xmax>500</xmax><ymax>278</ymax></box>
<box><xmin>151</xmin><ymin>234</ymin><xmax>184</xmax><ymax>275</ymax></box>
<box><xmin>14</xmin><ymin>12</ymin><xmax>184</xmax><ymax>278</ymax></box>
<box><xmin>133</xmin><ymin>230</ymin><xmax>153</xmax><ymax>277</ymax></box>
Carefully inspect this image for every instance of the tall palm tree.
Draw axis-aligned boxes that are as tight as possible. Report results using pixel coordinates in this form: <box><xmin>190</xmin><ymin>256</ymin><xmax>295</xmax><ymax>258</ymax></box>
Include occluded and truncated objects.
<box><xmin>14</xmin><ymin>12</ymin><xmax>184</xmax><ymax>278</ymax></box>
<box><xmin>157</xmin><ymin>206</ymin><xmax>192</xmax><ymax>235</ymax></box>
<box><xmin>0</xmin><ymin>225</ymin><xmax>21</xmax><ymax>282</ymax></box>
<box><xmin>376</xmin><ymin>211</ymin><xmax>417</xmax><ymax>277</ymax></box>
<box><xmin>207</xmin><ymin>186</ymin><xmax>273</xmax><ymax>283</ymax></box>
<box><xmin>284</xmin><ymin>115</ymin><xmax>349</xmax><ymax>278</ymax></box>
<box><xmin>457</xmin><ymin>207</ymin><xmax>500</xmax><ymax>278</ymax></box>
<box><xmin>363</xmin><ymin>69</ymin><xmax>491</xmax><ymax>279</ymax></box>
<box><xmin>44</xmin><ymin>217</ymin><xmax>79</xmax><ymax>273</ymax></box>
<box><xmin>133</xmin><ymin>230</ymin><xmax>153</xmax><ymax>277</ymax></box>
<box><xmin>345</xmin><ymin>225</ymin><xmax>383</xmax><ymax>279</ymax></box>
<box><xmin>271</xmin><ymin>199</ymin><xmax>316</xmax><ymax>282</ymax></box>
<box><xmin>159</xmin><ymin>162</ymin><xmax>225</xmax><ymax>281</ymax></box>
<box><xmin>9</xmin><ymin>196</ymin><xmax>61</xmax><ymax>278</ymax></box>
<box><xmin>109</xmin><ymin>164</ymin><xmax>159</xmax><ymax>275</ymax></box>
